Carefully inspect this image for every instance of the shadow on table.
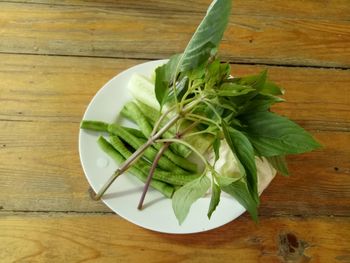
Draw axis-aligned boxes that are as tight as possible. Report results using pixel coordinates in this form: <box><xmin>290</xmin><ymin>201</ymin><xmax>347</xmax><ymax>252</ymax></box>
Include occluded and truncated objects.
<box><xmin>103</xmin><ymin>187</ymin><xmax>144</xmax><ymax>199</ymax></box>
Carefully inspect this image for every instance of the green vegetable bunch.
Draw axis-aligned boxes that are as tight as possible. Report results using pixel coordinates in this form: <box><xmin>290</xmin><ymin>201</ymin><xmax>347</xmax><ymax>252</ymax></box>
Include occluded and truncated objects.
<box><xmin>81</xmin><ymin>0</ymin><xmax>321</xmax><ymax>224</ymax></box>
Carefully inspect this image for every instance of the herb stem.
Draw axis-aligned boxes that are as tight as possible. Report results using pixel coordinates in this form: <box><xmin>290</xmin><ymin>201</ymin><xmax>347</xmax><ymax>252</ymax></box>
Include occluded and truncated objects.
<box><xmin>150</xmin><ymin>105</ymin><xmax>176</xmax><ymax>137</ymax></box>
<box><xmin>186</xmin><ymin>113</ymin><xmax>221</xmax><ymax>129</ymax></box>
<box><xmin>92</xmin><ymin>99</ymin><xmax>201</xmax><ymax>200</ymax></box>
<box><xmin>137</xmin><ymin>142</ymin><xmax>171</xmax><ymax>210</ymax></box>
<box><xmin>183</xmin><ymin>130</ymin><xmax>216</xmax><ymax>138</ymax></box>
<box><xmin>156</xmin><ymin>138</ymin><xmax>208</xmax><ymax>168</ymax></box>
<box><xmin>203</xmin><ymin>99</ymin><xmax>222</xmax><ymax>120</ymax></box>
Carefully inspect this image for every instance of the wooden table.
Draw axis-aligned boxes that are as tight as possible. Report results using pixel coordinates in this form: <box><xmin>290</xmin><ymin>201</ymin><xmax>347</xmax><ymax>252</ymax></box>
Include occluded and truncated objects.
<box><xmin>1</xmin><ymin>1</ymin><xmax>349</xmax><ymax>262</ymax></box>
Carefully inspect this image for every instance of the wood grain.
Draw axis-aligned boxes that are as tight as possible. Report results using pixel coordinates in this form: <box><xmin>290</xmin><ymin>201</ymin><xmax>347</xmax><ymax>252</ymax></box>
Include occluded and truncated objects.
<box><xmin>0</xmin><ymin>120</ymin><xmax>110</xmax><ymax>213</ymax></box>
<box><xmin>1</xmin><ymin>119</ymin><xmax>349</xmax><ymax>215</ymax></box>
<box><xmin>0</xmin><ymin>54</ymin><xmax>142</xmax><ymax>122</ymax></box>
<box><xmin>1</xmin><ymin>54</ymin><xmax>349</xmax><ymax>129</ymax></box>
<box><xmin>0</xmin><ymin>214</ymin><xmax>349</xmax><ymax>262</ymax></box>
<box><xmin>4</xmin><ymin>0</ymin><xmax>350</xmax><ymax>20</ymax></box>
<box><xmin>0</xmin><ymin>1</ymin><xmax>349</xmax><ymax>261</ymax></box>
<box><xmin>0</xmin><ymin>3</ymin><xmax>349</xmax><ymax>67</ymax></box>
<box><xmin>0</xmin><ymin>54</ymin><xmax>349</xmax><ymax>215</ymax></box>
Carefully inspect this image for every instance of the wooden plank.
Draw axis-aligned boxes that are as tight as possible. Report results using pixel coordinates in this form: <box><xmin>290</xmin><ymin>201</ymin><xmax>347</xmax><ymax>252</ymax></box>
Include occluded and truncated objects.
<box><xmin>0</xmin><ymin>3</ymin><xmax>349</xmax><ymax>67</ymax></box>
<box><xmin>0</xmin><ymin>121</ymin><xmax>110</xmax><ymax>212</ymax></box>
<box><xmin>0</xmin><ymin>54</ymin><xmax>143</xmax><ymax>122</ymax></box>
<box><xmin>3</xmin><ymin>0</ymin><xmax>350</xmax><ymax>21</ymax></box>
<box><xmin>0</xmin><ymin>214</ymin><xmax>349</xmax><ymax>262</ymax></box>
<box><xmin>260</xmin><ymin>131</ymin><xmax>350</xmax><ymax>217</ymax></box>
<box><xmin>1</xmin><ymin>54</ymin><xmax>349</xmax><ymax>129</ymax></box>
<box><xmin>0</xmin><ymin>118</ymin><xmax>349</xmax><ymax>215</ymax></box>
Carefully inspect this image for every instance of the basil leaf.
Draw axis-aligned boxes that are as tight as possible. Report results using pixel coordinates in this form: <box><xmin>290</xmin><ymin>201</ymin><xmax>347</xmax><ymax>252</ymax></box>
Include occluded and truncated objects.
<box><xmin>238</xmin><ymin>70</ymin><xmax>267</xmax><ymax>91</ymax></box>
<box><xmin>206</xmin><ymin>59</ymin><xmax>225</xmax><ymax>89</ymax></box>
<box><xmin>222</xmin><ymin>121</ymin><xmax>259</xmax><ymax>203</ymax></box>
<box><xmin>212</xmin><ymin>133</ymin><xmax>221</xmax><ymax>163</ymax></box>
<box><xmin>266</xmin><ymin>155</ymin><xmax>289</xmax><ymax>176</ymax></box>
<box><xmin>172</xmin><ymin>175</ymin><xmax>210</xmax><ymax>225</ymax></box>
<box><xmin>155</xmin><ymin>54</ymin><xmax>181</xmax><ymax>108</ymax></box>
<box><xmin>217</xmin><ymin>177</ymin><xmax>258</xmax><ymax>222</ymax></box>
<box><xmin>207</xmin><ymin>182</ymin><xmax>221</xmax><ymax>219</ymax></box>
<box><xmin>216</xmin><ymin>97</ymin><xmax>239</xmax><ymax>114</ymax></box>
<box><xmin>252</xmin><ymin>69</ymin><xmax>267</xmax><ymax>90</ymax></box>
<box><xmin>241</xmin><ymin>111</ymin><xmax>321</xmax><ymax>156</ymax></box>
<box><xmin>239</xmin><ymin>93</ymin><xmax>284</xmax><ymax>114</ymax></box>
<box><xmin>176</xmin><ymin>0</ymin><xmax>231</xmax><ymax>72</ymax></box>
<box><xmin>166</xmin><ymin>76</ymin><xmax>189</xmax><ymax>103</ymax></box>
<box><xmin>215</xmin><ymin>174</ymin><xmax>241</xmax><ymax>186</ymax></box>
<box><xmin>260</xmin><ymin>81</ymin><xmax>284</xmax><ymax>95</ymax></box>
<box><xmin>204</xmin><ymin>59</ymin><xmax>231</xmax><ymax>90</ymax></box>
<box><xmin>217</xmin><ymin>83</ymin><xmax>255</xmax><ymax>97</ymax></box>
<box><xmin>155</xmin><ymin>64</ymin><xmax>168</xmax><ymax>108</ymax></box>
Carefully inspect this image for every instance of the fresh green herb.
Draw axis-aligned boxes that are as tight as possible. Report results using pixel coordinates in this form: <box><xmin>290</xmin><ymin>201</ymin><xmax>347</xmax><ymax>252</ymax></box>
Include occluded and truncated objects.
<box><xmin>81</xmin><ymin>0</ymin><xmax>321</xmax><ymax>225</ymax></box>
<box><xmin>207</xmin><ymin>181</ymin><xmax>221</xmax><ymax>219</ymax></box>
<box><xmin>172</xmin><ymin>175</ymin><xmax>211</xmax><ymax>225</ymax></box>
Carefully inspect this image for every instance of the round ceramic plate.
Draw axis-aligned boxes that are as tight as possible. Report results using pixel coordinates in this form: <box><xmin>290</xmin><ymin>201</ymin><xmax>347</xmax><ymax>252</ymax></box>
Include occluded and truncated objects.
<box><xmin>79</xmin><ymin>60</ymin><xmax>276</xmax><ymax>234</ymax></box>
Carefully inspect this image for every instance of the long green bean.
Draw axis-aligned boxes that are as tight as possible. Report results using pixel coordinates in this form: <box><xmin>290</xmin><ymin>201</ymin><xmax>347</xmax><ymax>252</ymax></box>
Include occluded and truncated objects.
<box><xmin>97</xmin><ymin>136</ymin><xmax>174</xmax><ymax>198</ymax></box>
<box><xmin>122</xmin><ymin>101</ymin><xmax>153</xmax><ymax>137</ymax></box>
<box><xmin>123</xmin><ymin>101</ymin><xmax>192</xmax><ymax>158</ymax></box>
<box><xmin>108</xmin><ymin>123</ymin><xmax>186</xmax><ymax>173</ymax></box>
<box><xmin>81</xmin><ymin>120</ymin><xmax>146</xmax><ymax>139</ymax></box>
<box><xmin>80</xmin><ymin>120</ymin><xmax>109</xmax><ymax>132</ymax></box>
<box><xmin>154</xmin><ymin>143</ymin><xmax>197</xmax><ymax>172</ymax></box>
<box><xmin>80</xmin><ymin>120</ymin><xmax>197</xmax><ymax>172</ymax></box>
<box><xmin>122</xmin><ymin>127</ymin><xmax>146</xmax><ymax>139</ymax></box>
<box><xmin>127</xmin><ymin>133</ymin><xmax>197</xmax><ymax>172</ymax></box>
<box><xmin>110</xmin><ymin>135</ymin><xmax>200</xmax><ymax>185</ymax></box>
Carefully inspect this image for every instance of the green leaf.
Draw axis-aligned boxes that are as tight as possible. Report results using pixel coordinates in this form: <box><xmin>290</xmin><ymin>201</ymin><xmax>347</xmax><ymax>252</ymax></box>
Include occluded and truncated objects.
<box><xmin>155</xmin><ymin>64</ymin><xmax>168</xmax><ymax>108</ymax></box>
<box><xmin>266</xmin><ymin>155</ymin><xmax>289</xmax><ymax>176</ymax></box>
<box><xmin>216</xmin><ymin>97</ymin><xmax>239</xmax><ymax>114</ymax></box>
<box><xmin>220</xmin><ymin>62</ymin><xmax>231</xmax><ymax>80</ymax></box>
<box><xmin>212</xmin><ymin>133</ymin><xmax>221</xmax><ymax>163</ymax></box>
<box><xmin>238</xmin><ymin>70</ymin><xmax>267</xmax><ymax>91</ymax></box>
<box><xmin>186</xmin><ymin>63</ymin><xmax>206</xmax><ymax>81</ymax></box>
<box><xmin>215</xmin><ymin>174</ymin><xmax>241</xmax><ymax>186</ymax></box>
<box><xmin>226</xmin><ymin>90</ymin><xmax>259</xmax><ymax>111</ymax></box>
<box><xmin>207</xmin><ymin>182</ymin><xmax>221</xmax><ymax>219</ymax></box>
<box><xmin>204</xmin><ymin>60</ymin><xmax>232</xmax><ymax>91</ymax></box>
<box><xmin>154</xmin><ymin>54</ymin><xmax>181</xmax><ymax>108</ymax></box>
<box><xmin>222</xmin><ymin>121</ymin><xmax>259</xmax><ymax>203</ymax></box>
<box><xmin>260</xmin><ymin>81</ymin><xmax>284</xmax><ymax>95</ymax></box>
<box><xmin>205</xmin><ymin>59</ymin><xmax>221</xmax><ymax>89</ymax></box>
<box><xmin>176</xmin><ymin>0</ymin><xmax>232</xmax><ymax>72</ymax></box>
<box><xmin>252</xmin><ymin>70</ymin><xmax>267</xmax><ymax>90</ymax></box>
<box><xmin>241</xmin><ymin>111</ymin><xmax>322</xmax><ymax>156</ymax></box>
<box><xmin>217</xmin><ymin>178</ymin><xmax>259</xmax><ymax>222</ymax></box>
<box><xmin>166</xmin><ymin>76</ymin><xmax>189</xmax><ymax>103</ymax></box>
<box><xmin>216</xmin><ymin>83</ymin><xmax>255</xmax><ymax>97</ymax></box>
<box><xmin>172</xmin><ymin>175</ymin><xmax>211</xmax><ymax>224</ymax></box>
<box><xmin>239</xmin><ymin>93</ymin><xmax>284</xmax><ymax>114</ymax></box>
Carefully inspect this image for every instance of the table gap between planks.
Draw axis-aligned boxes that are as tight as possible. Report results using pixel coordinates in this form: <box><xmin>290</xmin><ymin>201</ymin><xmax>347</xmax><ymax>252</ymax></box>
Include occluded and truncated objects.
<box><xmin>0</xmin><ymin>1</ymin><xmax>349</xmax><ymax>262</ymax></box>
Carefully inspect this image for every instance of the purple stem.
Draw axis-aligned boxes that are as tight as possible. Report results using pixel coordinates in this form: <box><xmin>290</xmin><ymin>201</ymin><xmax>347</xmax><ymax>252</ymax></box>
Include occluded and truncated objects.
<box><xmin>137</xmin><ymin>142</ymin><xmax>171</xmax><ymax>210</ymax></box>
<box><xmin>137</xmin><ymin>120</ymin><xmax>201</xmax><ymax>209</ymax></box>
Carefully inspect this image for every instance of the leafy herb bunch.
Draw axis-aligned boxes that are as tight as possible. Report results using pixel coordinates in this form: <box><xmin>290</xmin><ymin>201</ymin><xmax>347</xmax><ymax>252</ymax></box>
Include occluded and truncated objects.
<box><xmin>91</xmin><ymin>0</ymin><xmax>321</xmax><ymax>224</ymax></box>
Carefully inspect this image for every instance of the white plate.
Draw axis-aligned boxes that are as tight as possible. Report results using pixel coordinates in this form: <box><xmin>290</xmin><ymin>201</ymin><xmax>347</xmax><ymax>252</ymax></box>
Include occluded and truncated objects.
<box><xmin>79</xmin><ymin>60</ymin><xmax>276</xmax><ymax>234</ymax></box>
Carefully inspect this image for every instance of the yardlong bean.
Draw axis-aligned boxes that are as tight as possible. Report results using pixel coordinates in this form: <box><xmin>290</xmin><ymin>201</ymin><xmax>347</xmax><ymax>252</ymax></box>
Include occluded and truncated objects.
<box><xmin>122</xmin><ymin>102</ymin><xmax>153</xmax><ymax>137</ymax></box>
<box><xmin>122</xmin><ymin>101</ymin><xmax>192</xmax><ymax>158</ymax></box>
<box><xmin>97</xmin><ymin>136</ymin><xmax>174</xmax><ymax>198</ymax></box>
<box><xmin>80</xmin><ymin>120</ymin><xmax>109</xmax><ymax>132</ymax></box>
<box><xmin>110</xmin><ymin>135</ymin><xmax>199</xmax><ymax>185</ymax></box>
<box><xmin>122</xmin><ymin>127</ymin><xmax>146</xmax><ymax>139</ymax></box>
<box><xmin>108</xmin><ymin>123</ymin><xmax>186</xmax><ymax>173</ymax></box>
<box><xmin>80</xmin><ymin>120</ymin><xmax>197</xmax><ymax>172</ymax></box>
